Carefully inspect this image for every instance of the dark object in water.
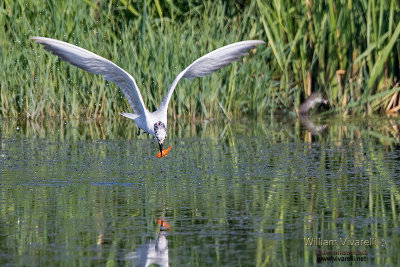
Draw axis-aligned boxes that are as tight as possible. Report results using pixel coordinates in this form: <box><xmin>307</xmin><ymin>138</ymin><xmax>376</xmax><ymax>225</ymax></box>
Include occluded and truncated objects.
<box><xmin>299</xmin><ymin>116</ymin><xmax>328</xmax><ymax>135</ymax></box>
<box><xmin>298</xmin><ymin>92</ymin><xmax>328</xmax><ymax>115</ymax></box>
<box><xmin>298</xmin><ymin>92</ymin><xmax>329</xmax><ymax>135</ymax></box>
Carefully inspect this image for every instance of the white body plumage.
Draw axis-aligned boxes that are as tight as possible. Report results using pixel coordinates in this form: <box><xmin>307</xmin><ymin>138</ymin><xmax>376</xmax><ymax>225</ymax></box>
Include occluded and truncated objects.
<box><xmin>31</xmin><ymin>37</ymin><xmax>264</xmax><ymax>154</ymax></box>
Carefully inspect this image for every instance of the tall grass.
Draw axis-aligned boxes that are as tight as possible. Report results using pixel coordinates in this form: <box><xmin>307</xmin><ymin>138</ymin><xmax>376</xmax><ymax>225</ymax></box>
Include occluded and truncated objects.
<box><xmin>256</xmin><ymin>0</ymin><xmax>400</xmax><ymax>115</ymax></box>
<box><xmin>0</xmin><ymin>1</ymin><xmax>268</xmax><ymax>120</ymax></box>
<box><xmin>1</xmin><ymin>0</ymin><xmax>400</xmax><ymax>120</ymax></box>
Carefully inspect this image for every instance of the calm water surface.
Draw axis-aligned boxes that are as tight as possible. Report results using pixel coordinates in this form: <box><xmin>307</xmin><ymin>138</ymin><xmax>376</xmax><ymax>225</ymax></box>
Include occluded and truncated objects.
<box><xmin>0</xmin><ymin>116</ymin><xmax>399</xmax><ymax>266</ymax></box>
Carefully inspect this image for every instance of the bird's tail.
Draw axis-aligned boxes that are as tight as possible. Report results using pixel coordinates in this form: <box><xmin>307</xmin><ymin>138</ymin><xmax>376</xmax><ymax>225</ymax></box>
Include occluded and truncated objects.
<box><xmin>120</xmin><ymin>113</ymin><xmax>139</xmax><ymax>120</ymax></box>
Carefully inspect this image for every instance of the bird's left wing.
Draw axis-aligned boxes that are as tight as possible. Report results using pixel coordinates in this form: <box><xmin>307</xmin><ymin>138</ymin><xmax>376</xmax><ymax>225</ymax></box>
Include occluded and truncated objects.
<box><xmin>158</xmin><ymin>40</ymin><xmax>265</xmax><ymax>112</ymax></box>
<box><xmin>31</xmin><ymin>37</ymin><xmax>147</xmax><ymax>115</ymax></box>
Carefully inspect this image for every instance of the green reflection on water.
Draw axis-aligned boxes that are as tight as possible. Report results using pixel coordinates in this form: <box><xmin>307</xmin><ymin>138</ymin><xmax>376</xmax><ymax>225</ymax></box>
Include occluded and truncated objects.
<box><xmin>0</xmin><ymin>116</ymin><xmax>399</xmax><ymax>266</ymax></box>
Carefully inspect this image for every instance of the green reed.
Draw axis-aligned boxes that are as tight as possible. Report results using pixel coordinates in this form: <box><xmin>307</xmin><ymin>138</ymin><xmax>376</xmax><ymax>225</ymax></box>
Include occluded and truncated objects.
<box><xmin>0</xmin><ymin>1</ymin><xmax>267</xmax><ymax>120</ymax></box>
<box><xmin>256</xmin><ymin>0</ymin><xmax>400</xmax><ymax>115</ymax></box>
<box><xmin>1</xmin><ymin>0</ymin><xmax>400</xmax><ymax>120</ymax></box>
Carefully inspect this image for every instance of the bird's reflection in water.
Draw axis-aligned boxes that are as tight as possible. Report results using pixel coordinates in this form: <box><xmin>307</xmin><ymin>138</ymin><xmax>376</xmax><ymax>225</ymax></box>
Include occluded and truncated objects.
<box><xmin>297</xmin><ymin>91</ymin><xmax>329</xmax><ymax>137</ymax></box>
<box><xmin>299</xmin><ymin>115</ymin><xmax>328</xmax><ymax>136</ymax></box>
<box><xmin>126</xmin><ymin>218</ymin><xmax>171</xmax><ymax>267</ymax></box>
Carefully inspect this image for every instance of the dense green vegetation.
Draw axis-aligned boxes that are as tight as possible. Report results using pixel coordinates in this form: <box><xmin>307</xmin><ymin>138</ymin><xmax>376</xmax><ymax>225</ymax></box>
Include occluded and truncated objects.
<box><xmin>1</xmin><ymin>0</ymin><xmax>400</xmax><ymax>120</ymax></box>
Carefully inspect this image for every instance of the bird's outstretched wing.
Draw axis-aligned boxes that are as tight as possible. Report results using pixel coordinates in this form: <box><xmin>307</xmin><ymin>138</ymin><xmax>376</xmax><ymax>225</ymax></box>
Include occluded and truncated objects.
<box><xmin>31</xmin><ymin>37</ymin><xmax>146</xmax><ymax>115</ymax></box>
<box><xmin>158</xmin><ymin>40</ymin><xmax>265</xmax><ymax>112</ymax></box>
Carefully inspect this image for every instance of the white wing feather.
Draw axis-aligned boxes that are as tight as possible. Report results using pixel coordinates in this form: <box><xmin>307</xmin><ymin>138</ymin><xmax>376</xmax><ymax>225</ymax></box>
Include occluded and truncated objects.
<box><xmin>31</xmin><ymin>37</ymin><xmax>146</xmax><ymax>115</ymax></box>
<box><xmin>158</xmin><ymin>40</ymin><xmax>265</xmax><ymax>112</ymax></box>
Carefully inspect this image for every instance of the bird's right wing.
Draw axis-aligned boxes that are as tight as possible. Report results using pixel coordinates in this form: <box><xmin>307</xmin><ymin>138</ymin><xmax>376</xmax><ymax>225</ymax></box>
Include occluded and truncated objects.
<box><xmin>31</xmin><ymin>37</ymin><xmax>146</xmax><ymax>115</ymax></box>
<box><xmin>157</xmin><ymin>40</ymin><xmax>265</xmax><ymax>113</ymax></box>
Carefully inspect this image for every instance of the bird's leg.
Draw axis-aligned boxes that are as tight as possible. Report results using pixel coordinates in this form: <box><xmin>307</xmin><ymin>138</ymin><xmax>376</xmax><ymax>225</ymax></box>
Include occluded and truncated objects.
<box><xmin>137</xmin><ymin>128</ymin><xmax>141</xmax><ymax>136</ymax></box>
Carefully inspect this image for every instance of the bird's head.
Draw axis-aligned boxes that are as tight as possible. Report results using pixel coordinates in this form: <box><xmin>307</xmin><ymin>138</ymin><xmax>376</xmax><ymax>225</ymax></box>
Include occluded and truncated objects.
<box><xmin>309</xmin><ymin>92</ymin><xmax>328</xmax><ymax>105</ymax></box>
<box><xmin>154</xmin><ymin>121</ymin><xmax>167</xmax><ymax>155</ymax></box>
